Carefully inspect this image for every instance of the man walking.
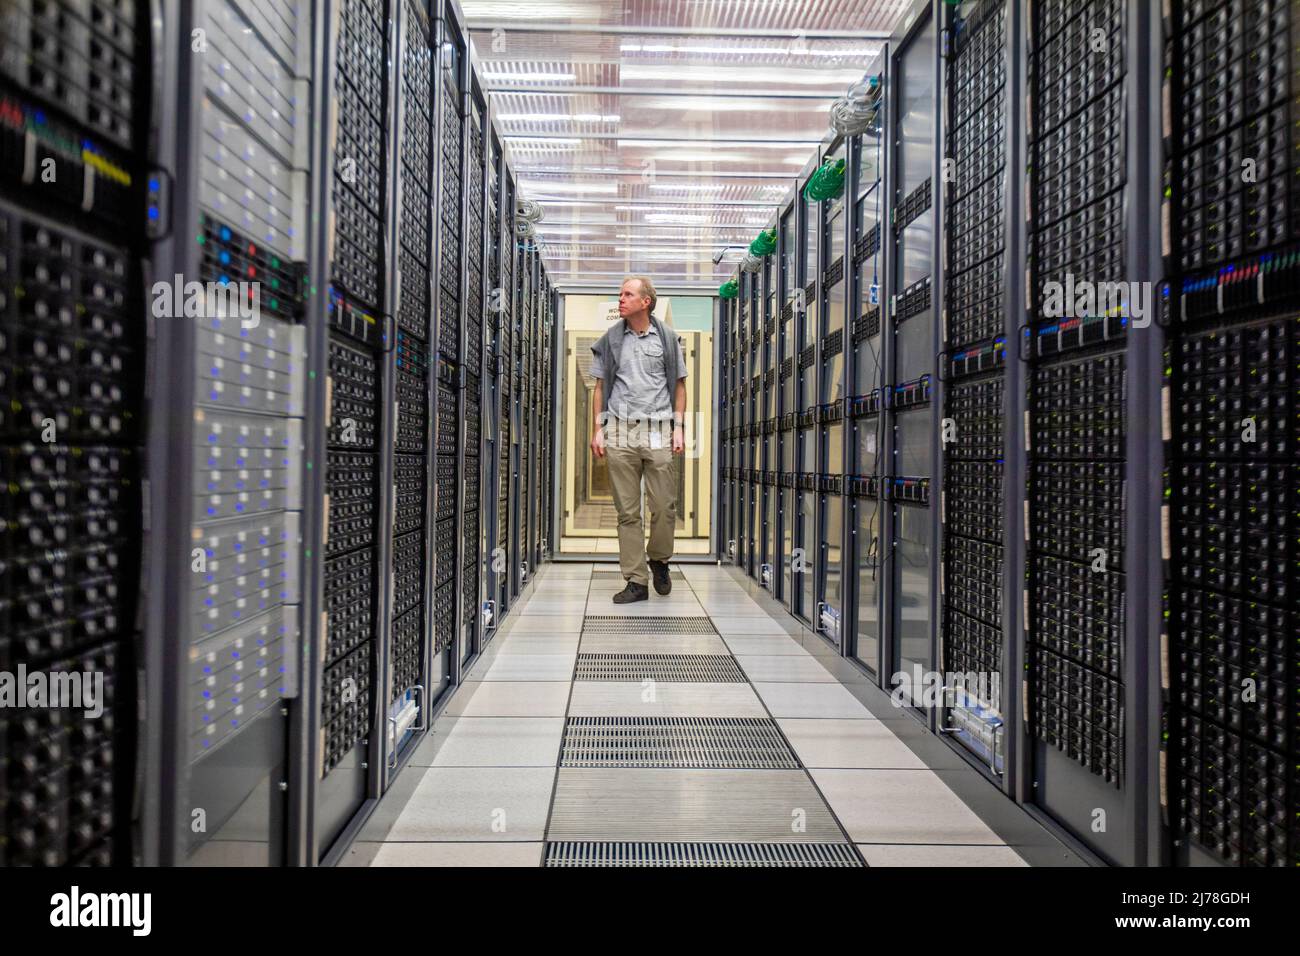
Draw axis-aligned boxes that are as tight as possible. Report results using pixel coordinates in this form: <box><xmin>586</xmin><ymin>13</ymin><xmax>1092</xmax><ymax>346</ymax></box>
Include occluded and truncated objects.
<box><xmin>588</xmin><ymin>276</ymin><xmax>688</xmax><ymax>603</ymax></box>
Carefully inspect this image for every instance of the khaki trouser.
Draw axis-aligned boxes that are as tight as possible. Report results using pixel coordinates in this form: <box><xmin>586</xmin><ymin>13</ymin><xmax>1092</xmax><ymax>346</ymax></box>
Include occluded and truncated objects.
<box><xmin>604</xmin><ymin>418</ymin><xmax>677</xmax><ymax>586</ymax></box>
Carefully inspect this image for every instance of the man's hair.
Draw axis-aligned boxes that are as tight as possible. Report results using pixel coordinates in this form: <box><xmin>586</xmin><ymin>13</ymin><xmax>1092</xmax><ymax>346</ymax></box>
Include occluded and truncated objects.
<box><xmin>623</xmin><ymin>275</ymin><xmax>657</xmax><ymax>315</ymax></box>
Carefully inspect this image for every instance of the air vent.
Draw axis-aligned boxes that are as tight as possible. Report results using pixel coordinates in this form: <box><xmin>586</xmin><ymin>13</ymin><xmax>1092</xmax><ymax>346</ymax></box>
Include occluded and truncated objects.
<box><xmin>574</xmin><ymin>654</ymin><xmax>746</xmax><ymax>682</ymax></box>
<box><xmin>543</xmin><ymin>842</ymin><xmax>863</xmax><ymax>867</ymax></box>
<box><xmin>560</xmin><ymin>716</ymin><xmax>800</xmax><ymax>769</ymax></box>
<box><xmin>582</xmin><ymin>616</ymin><xmax>718</xmax><ymax>634</ymax></box>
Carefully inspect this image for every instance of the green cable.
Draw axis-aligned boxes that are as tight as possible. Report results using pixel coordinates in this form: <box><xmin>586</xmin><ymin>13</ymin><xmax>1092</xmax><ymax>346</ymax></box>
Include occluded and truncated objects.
<box><xmin>803</xmin><ymin>157</ymin><xmax>846</xmax><ymax>203</ymax></box>
<box><xmin>749</xmin><ymin>228</ymin><xmax>777</xmax><ymax>257</ymax></box>
<box><xmin>719</xmin><ymin>279</ymin><xmax>739</xmax><ymax>298</ymax></box>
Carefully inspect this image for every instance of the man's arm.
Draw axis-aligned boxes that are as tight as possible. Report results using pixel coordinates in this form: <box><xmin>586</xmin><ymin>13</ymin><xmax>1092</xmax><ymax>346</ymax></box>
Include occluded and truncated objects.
<box><xmin>671</xmin><ymin>377</ymin><xmax>687</xmax><ymax>455</ymax></box>
<box><xmin>590</xmin><ymin>379</ymin><xmax>606</xmax><ymax>458</ymax></box>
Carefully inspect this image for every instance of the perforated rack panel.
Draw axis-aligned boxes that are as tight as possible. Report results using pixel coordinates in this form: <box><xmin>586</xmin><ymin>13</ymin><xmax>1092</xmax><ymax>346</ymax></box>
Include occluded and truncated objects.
<box><xmin>0</xmin><ymin>39</ymin><xmax>148</xmax><ymax>860</ymax></box>
<box><xmin>321</xmin><ymin>0</ymin><xmax>389</xmax><ymax>778</ymax></box>
<box><xmin>437</xmin><ymin>64</ymin><xmax>461</xmax><ymax>363</ymax></box>
<box><xmin>1025</xmin><ymin>0</ymin><xmax>1129</xmax><ymax>789</ymax></box>
<box><xmin>1166</xmin><ymin>0</ymin><xmax>1300</xmax><ymax>867</ymax></box>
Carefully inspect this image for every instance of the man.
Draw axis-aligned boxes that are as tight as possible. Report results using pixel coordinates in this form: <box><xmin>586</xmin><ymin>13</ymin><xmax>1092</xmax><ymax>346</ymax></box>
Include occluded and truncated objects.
<box><xmin>588</xmin><ymin>276</ymin><xmax>688</xmax><ymax>603</ymax></box>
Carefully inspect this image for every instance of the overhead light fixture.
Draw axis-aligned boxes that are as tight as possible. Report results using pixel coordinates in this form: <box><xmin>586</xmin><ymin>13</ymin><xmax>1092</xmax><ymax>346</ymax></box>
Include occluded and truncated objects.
<box><xmin>620</xmin><ymin>64</ymin><xmax>867</xmax><ymax>84</ymax></box>
<box><xmin>617</xmin><ymin>138</ymin><xmax>819</xmax><ymax>150</ymax></box>
<box><xmin>620</xmin><ymin>42</ymin><xmax>882</xmax><ymax>58</ymax></box>
<box><xmin>518</xmin><ymin>181</ymin><xmax>618</xmax><ymax>194</ymax></box>
<box><xmin>498</xmin><ymin>113</ymin><xmax>621</xmax><ymax>123</ymax></box>
<box><xmin>482</xmin><ymin>71</ymin><xmax>577</xmax><ymax>82</ymax></box>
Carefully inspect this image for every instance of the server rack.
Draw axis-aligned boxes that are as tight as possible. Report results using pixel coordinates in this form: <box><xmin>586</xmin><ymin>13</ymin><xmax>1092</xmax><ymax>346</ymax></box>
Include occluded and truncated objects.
<box><xmin>1022</xmin><ymin>0</ymin><xmax>1165</xmax><ymax>867</ymax></box>
<box><xmin>939</xmin><ymin>0</ymin><xmax>1012</xmax><ymax>775</ymax></box>
<box><xmin>1</xmin><ymin>0</ymin><xmax>150</xmax><ymax>866</ymax></box>
<box><xmin>431</xmin><ymin>0</ymin><xmax>464</xmax><ymax>698</ymax></box>
<box><xmin>719</xmin><ymin>0</ymin><xmax>1181</xmax><ymax>868</ymax></box>
<box><xmin>777</xmin><ymin>205</ymin><xmax>797</xmax><ymax>603</ymax></box>
<box><xmin>382</xmin><ymin>0</ymin><xmax>435</xmax><ymax>795</ymax></box>
<box><xmin>460</xmin><ymin>72</ymin><xmax>485</xmax><ymax>667</ymax></box>
<box><xmin>1164</xmin><ymin>0</ymin><xmax>1299</xmax><ymax>868</ymax></box>
<box><xmin>817</xmin><ymin>137</ymin><xmax>852</xmax><ymax>648</ymax></box>
<box><xmin>848</xmin><ymin>75</ymin><xmax>888</xmax><ymax>678</ymax></box>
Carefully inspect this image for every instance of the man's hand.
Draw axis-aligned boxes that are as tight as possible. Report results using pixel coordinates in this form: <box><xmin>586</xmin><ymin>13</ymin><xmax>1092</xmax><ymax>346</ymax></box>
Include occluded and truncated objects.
<box><xmin>672</xmin><ymin>424</ymin><xmax>685</xmax><ymax>455</ymax></box>
<box><xmin>591</xmin><ymin>427</ymin><xmax>606</xmax><ymax>458</ymax></box>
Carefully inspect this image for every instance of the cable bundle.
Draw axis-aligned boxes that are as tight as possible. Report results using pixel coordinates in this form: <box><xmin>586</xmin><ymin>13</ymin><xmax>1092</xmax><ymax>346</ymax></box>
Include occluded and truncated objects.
<box><xmin>749</xmin><ymin>228</ymin><xmax>777</xmax><ymax>257</ymax></box>
<box><xmin>739</xmin><ymin>253</ymin><xmax>763</xmax><ymax>274</ymax></box>
<box><xmin>718</xmin><ymin>279</ymin><xmax>739</xmax><ymax>298</ymax></box>
<box><xmin>829</xmin><ymin>76</ymin><xmax>882</xmax><ymax>136</ymax></box>
<box><xmin>803</xmin><ymin>158</ymin><xmax>846</xmax><ymax>203</ymax></box>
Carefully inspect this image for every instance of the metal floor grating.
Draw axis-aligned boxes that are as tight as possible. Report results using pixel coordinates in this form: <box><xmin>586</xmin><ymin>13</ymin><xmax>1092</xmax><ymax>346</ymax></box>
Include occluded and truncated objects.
<box><xmin>574</xmin><ymin>653</ymin><xmax>746</xmax><ymax>682</ymax></box>
<box><xmin>582</xmin><ymin>615</ymin><xmax>717</xmax><ymax>634</ymax></box>
<box><xmin>544</xmin><ymin>842</ymin><xmax>864</xmax><ymax>867</ymax></box>
<box><xmin>592</xmin><ymin>570</ymin><xmax>686</xmax><ymax>582</ymax></box>
<box><xmin>560</xmin><ymin>716</ymin><xmax>800</xmax><ymax>769</ymax></box>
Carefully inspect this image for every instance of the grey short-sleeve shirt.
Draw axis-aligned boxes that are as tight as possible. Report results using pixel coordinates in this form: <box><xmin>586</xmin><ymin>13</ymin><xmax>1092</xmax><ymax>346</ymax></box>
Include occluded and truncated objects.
<box><xmin>589</xmin><ymin>322</ymin><xmax>688</xmax><ymax>420</ymax></box>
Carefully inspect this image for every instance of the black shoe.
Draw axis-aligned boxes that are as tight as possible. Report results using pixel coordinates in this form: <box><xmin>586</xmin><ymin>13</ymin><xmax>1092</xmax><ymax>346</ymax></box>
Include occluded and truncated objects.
<box><xmin>612</xmin><ymin>582</ymin><xmax>649</xmax><ymax>604</ymax></box>
<box><xmin>648</xmin><ymin>560</ymin><xmax>672</xmax><ymax>595</ymax></box>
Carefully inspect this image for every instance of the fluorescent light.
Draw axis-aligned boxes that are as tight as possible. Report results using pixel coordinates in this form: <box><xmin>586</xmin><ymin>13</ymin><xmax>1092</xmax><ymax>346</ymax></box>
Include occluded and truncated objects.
<box><xmin>644</xmin><ymin>214</ymin><xmax>711</xmax><ymax>224</ymax></box>
<box><xmin>482</xmin><ymin>71</ymin><xmax>577</xmax><ymax>82</ymax></box>
<box><xmin>620</xmin><ymin>42</ymin><xmax>881</xmax><ymax>58</ymax></box>
<box><xmin>648</xmin><ymin>183</ymin><xmax>726</xmax><ymax>192</ymax></box>
<box><xmin>620</xmin><ymin>64</ymin><xmax>865</xmax><ymax>84</ymax></box>
<box><xmin>518</xmin><ymin>181</ymin><xmax>618</xmax><ymax>194</ymax></box>
<box><xmin>498</xmin><ymin>113</ymin><xmax>621</xmax><ymax>122</ymax></box>
<box><xmin>618</xmin><ymin>138</ymin><xmax>819</xmax><ymax>150</ymax></box>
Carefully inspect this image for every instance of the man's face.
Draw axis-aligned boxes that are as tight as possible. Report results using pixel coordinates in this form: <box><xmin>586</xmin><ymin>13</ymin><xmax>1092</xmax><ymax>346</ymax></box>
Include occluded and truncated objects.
<box><xmin>618</xmin><ymin>281</ymin><xmax>647</xmax><ymax>317</ymax></box>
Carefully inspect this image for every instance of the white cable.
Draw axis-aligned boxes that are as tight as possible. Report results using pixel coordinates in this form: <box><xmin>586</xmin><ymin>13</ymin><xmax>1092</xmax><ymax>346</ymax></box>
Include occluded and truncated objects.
<box><xmin>829</xmin><ymin>77</ymin><xmax>882</xmax><ymax>135</ymax></box>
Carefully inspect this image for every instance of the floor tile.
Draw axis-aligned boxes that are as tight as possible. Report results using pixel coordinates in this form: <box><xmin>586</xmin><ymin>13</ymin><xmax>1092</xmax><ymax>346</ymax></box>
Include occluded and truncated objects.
<box><xmin>751</xmin><ymin>681</ymin><xmax>874</xmax><ymax>718</ymax></box>
<box><xmin>810</xmin><ymin>769</ymin><xmax>1002</xmax><ymax>845</ymax></box>
<box><xmin>711</xmin><ymin>616</ymin><xmax>802</xmax><ymax>636</ymax></box>
<box><xmin>856</xmin><ymin>844</ymin><xmax>1027</xmax><ymax>867</ymax></box>
<box><xmin>734</xmin><ymin>654</ymin><xmax>836</xmax><ymax>683</ymax></box>
<box><xmin>721</xmin><ymin>635</ymin><xmax>817</xmax><ymax>656</ymax></box>
<box><xmin>577</xmin><ymin>632</ymin><xmax>731</xmax><ymax>654</ymax></box>
<box><xmin>480</xmin><ymin>652</ymin><xmax>576</xmax><ymax>681</ymax></box>
<box><xmin>567</xmin><ymin>681</ymin><xmax>767</xmax><ymax>717</ymax></box>
<box><xmin>387</xmin><ymin>768</ymin><xmax>555</xmax><ymax>842</ymax></box>
<box><xmin>776</xmin><ymin>718</ymin><xmax>927</xmax><ymax>769</ymax></box>
<box><xmin>429</xmin><ymin>717</ymin><xmax>565</xmax><ymax>767</ymax></box>
<box><xmin>492</xmin><ymin>633</ymin><xmax>581</xmax><ymax>652</ymax></box>
<box><xmin>547</xmin><ymin>769</ymin><xmax>844</xmax><ymax>842</ymax></box>
<box><xmin>368</xmin><ymin>842</ymin><xmax>544</xmax><ymax>867</ymax></box>
<box><xmin>443</xmin><ymin>681</ymin><xmax>571</xmax><ymax>717</ymax></box>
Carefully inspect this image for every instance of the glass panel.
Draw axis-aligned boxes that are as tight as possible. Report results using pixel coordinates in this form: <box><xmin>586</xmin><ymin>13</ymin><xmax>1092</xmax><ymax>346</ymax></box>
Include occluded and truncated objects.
<box><xmin>856</xmin><ymin>415</ymin><xmax>881</xmax><ymax>474</ymax></box>
<box><xmin>895</xmin><ymin>294</ymin><xmax>934</xmax><ymax>383</ymax></box>
<box><xmin>825</xmin><ymin>279</ymin><xmax>846</xmax><ymax>401</ymax></box>
<box><xmin>894</xmin><ymin>506</ymin><xmax>932</xmax><ymax>694</ymax></box>
<box><xmin>825</xmin><ymin>495</ymin><xmax>843</xmax><ymax>610</ymax></box>
<box><xmin>896</xmin><ymin>407</ymin><xmax>932</xmax><ymax>477</ymax></box>
<box><xmin>855</xmin><ymin>502</ymin><xmax>881</xmax><ymax>673</ymax></box>
<box><xmin>829</xmin><ymin>208</ymin><xmax>846</xmax><ymax>271</ymax></box>
<box><xmin>781</xmin><ymin>210</ymin><xmax>795</xmax><ymax>299</ymax></box>
<box><xmin>804</xmin><ymin>195</ymin><xmax>820</xmax><ymax>285</ymax></box>
<box><xmin>826</xmin><ymin>422</ymin><xmax>844</xmax><ymax>475</ymax></box>
<box><xmin>801</xmin><ymin>491</ymin><xmax>816</xmax><ymax>618</ymax></box>
<box><xmin>782</xmin><ymin>487</ymin><xmax>795</xmax><ymax>601</ymax></box>
<box><xmin>802</xmin><ymin>298</ymin><xmax>817</xmax><ymax>351</ymax></box>
<box><xmin>898</xmin><ymin>28</ymin><xmax>935</xmax><ymax>195</ymax></box>
<box><xmin>899</xmin><ymin>208</ymin><xmax>933</xmax><ymax>290</ymax></box>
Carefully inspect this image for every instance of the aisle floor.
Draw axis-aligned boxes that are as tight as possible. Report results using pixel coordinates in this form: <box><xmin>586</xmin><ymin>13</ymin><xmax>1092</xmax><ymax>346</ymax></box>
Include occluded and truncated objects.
<box><xmin>344</xmin><ymin>563</ymin><xmax>1077</xmax><ymax>867</ymax></box>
